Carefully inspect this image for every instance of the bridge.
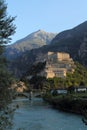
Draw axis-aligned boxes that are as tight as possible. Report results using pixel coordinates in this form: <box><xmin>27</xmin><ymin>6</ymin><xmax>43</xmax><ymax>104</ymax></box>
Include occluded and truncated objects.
<box><xmin>16</xmin><ymin>92</ymin><xmax>43</xmax><ymax>98</ymax></box>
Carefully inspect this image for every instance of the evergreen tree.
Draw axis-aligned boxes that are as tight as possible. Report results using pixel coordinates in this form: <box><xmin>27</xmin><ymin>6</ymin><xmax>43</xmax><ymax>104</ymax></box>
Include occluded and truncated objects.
<box><xmin>0</xmin><ymin>0</ymin><xmax>16</xmax><ymax>108</ymax></box>
<box><xmin>0</xmin><ymin>0</ymin><xmax>15</xmax><ymax>45</ymax></box>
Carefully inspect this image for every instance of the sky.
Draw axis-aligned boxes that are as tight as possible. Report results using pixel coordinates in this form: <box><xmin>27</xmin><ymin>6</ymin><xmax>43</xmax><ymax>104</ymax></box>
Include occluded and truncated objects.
<box><xmin>6</xmin><ymin>0</ymin><xmax>87</xmax><ymax>44</ymax></box>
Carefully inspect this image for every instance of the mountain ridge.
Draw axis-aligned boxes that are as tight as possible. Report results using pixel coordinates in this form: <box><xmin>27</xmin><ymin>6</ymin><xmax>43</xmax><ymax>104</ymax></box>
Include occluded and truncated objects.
<box><xmin>51</xmin><ymin>21</ymin><xmax>87</xmax><ymax>44</ymax></box>
<box><xmin>5</xmin><ymin>29</ymin><xmax>57</xmax><ymax>59</ymax></box>
<box><xmin>6</xmin><ymin>21</ymin><xmax>87</xmax><ymax>78</ymax></box>
<box><xmin>13</xmin><ymin>29</ymin><xmax>57</xmax><ymax>44</ymax></box>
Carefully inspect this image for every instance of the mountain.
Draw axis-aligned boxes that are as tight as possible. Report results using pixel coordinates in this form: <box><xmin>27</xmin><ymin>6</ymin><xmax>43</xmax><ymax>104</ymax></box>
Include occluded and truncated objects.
<box><xmin>5</xmin><ymin>30</ymin><xmax>57</xmax><ymax>59</ymax></box>
<box><xmin>49</xmin><ymin>21</ymin><xmax>87</xmax><ymax>63</ymax></box>
<box><xmin>52</xmin><ymin>21</ymin><xmax>87</xmax><ymax>43</ymax></box>
<box><xmin>7</xmin><ymin>21</ymin><xmax>87</xmax><ymax>78</ymax></box>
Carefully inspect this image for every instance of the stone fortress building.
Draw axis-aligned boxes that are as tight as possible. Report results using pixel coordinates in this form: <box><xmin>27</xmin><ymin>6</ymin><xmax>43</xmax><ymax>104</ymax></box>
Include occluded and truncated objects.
<box><xmin>42</xmin><ymin>52</ymin><xmax>75</xmax><ymax>78</ymax></box>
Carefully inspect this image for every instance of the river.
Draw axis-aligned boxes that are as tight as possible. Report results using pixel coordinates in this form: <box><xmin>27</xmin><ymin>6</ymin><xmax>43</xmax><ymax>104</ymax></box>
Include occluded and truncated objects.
<box><xmin>10</xmin><ymin>97</ymin><xmax>87</xmax><ymax>130</ymax></box>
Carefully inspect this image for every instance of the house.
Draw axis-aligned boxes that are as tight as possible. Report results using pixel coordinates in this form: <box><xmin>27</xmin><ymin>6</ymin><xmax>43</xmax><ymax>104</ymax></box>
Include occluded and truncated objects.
<box><xmin>75</xmin><ymin>86</ymin><xmax>87</xmax><ymax>93</ymax></box>
<box><xmin>16</xmin><ymin>81</ymin><xmax>27</xmax><ymax>93</ymax></box>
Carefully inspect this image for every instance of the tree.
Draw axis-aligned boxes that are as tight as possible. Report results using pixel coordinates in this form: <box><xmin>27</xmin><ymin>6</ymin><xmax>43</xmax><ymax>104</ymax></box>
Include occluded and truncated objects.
<box><xmin>0</xmin><ymin>0</ymin><xmax>16</xmax><ymax>46</ymax></box>
<box><xmin>53</xmin><ymin>77</ymin><xmax>65</xmax><ymax>88</ymax></box>
<box><xmin>0</xmin><ymin>0</ymin><xmax>16</xmax><ymax>108</ymax></box>
<box><xmin>67</xmin><ymin>85</ymin><xmax>75</xmax><ymax>94</ymax></box>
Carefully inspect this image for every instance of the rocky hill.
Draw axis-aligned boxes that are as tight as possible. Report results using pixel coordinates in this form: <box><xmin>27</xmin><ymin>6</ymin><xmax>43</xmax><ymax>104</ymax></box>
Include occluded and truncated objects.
<box><xmin>5</xmin><ymin>30</ymin><xmax>57</xmax><ymax>59</ymax></box>
<box><xmin>7</xmin><ymin>21</ymin><xmax>87</xmax><ymax>78</ymax></box>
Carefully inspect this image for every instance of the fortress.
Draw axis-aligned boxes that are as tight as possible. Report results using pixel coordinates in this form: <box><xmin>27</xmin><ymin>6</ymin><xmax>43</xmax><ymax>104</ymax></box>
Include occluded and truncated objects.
<box><xmin>43</xmin><ymin>52</ymin><xmax>75</xmax><ymax>78</ymax></box>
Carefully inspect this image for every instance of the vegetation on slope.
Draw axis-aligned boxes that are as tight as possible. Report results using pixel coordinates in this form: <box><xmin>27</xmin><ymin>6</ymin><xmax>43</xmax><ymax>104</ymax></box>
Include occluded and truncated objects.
<box><xmin>21</xmin><ymin>61</ymin><xmax>87</xmax><ymax>91</ymax></box>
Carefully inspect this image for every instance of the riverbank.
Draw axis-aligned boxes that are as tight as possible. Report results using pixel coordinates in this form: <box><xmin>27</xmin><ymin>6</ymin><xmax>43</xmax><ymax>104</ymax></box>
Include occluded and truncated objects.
<box><xmin>43</xmin><ymin>93</ymin><xmax>87</xmax><ymax>116</ymax></box>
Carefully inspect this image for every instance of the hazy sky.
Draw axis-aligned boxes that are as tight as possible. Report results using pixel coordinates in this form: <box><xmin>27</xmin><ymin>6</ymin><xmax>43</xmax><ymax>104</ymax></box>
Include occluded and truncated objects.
<box><xmin>6</xmin><ymin>0</ymin><xmax>87</xmax><ymax>43</ymax></box>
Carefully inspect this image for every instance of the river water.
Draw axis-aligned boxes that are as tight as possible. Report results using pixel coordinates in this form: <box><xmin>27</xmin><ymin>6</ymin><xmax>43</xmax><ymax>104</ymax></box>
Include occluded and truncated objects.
<box><xmin>10</xmin><ymin>98</ymin><xmax>87</xmax><ymax>130</ymax></box>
